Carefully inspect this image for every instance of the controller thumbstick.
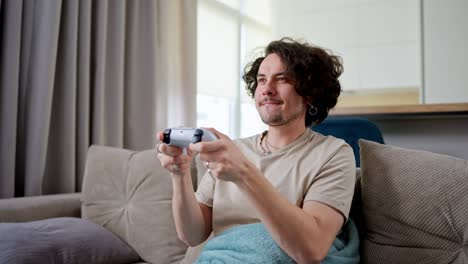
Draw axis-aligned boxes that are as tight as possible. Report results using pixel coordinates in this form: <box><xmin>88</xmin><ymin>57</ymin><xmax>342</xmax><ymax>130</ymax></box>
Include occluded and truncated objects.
<box><xmin>163</xmin><ymin>129</ymin><xmax>171</xmax><ymax>144</ymax></box>
<box><xmin>192</xmin><ymin>129</ymin><xmax>203</xmax><ymax>144</ymax></box>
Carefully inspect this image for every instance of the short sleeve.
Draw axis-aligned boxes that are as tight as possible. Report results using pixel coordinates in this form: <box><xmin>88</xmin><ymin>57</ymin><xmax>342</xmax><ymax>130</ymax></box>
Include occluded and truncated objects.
<box><xmin>304</xmin><ymin>143</ymin><xmax>356</xmax><ymax>220</ymax></box>
<box><xmin>194</xmin><ymin>156</ymin><xmax>216</xmax><ymax>207</ymax></box>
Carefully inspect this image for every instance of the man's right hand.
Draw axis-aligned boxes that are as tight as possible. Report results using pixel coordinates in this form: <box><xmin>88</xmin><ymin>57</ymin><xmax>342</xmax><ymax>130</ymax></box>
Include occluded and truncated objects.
<box><xmin>155</xmin><ymin>131</ymin><xmax>194</xmax><ymax>177</ymax></box>
<box><xmin>155</xmin><ymin>131</ymin><xmax>212</xmax><ymax>246</ymax></box>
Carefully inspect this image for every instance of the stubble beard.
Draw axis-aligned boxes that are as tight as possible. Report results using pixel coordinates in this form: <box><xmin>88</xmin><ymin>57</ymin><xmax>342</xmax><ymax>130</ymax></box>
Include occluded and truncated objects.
<box><xmin>259</xmin><ymin>109</ymin><xmax>304</xmax><ymax>127</ymax></box>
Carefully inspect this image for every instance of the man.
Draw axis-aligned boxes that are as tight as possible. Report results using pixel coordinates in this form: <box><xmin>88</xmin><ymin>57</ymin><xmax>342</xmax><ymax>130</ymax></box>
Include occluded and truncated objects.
<box><xmin>156</xmin><ymin>38</ymin><xmax>356</xmax><ymax>263</ymax></box>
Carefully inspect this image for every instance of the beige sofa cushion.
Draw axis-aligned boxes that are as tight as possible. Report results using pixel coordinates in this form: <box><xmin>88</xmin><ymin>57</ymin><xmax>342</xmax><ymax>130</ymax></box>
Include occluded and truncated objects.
<box><xmin>81</xmin><ymin>145</ymin><xmax>196</xmax><ymax>264</ymax></box>
<box><xmin>359</xmin><ymin>140</ymin><xmax>468</xmax><ymax>264</ymax></box>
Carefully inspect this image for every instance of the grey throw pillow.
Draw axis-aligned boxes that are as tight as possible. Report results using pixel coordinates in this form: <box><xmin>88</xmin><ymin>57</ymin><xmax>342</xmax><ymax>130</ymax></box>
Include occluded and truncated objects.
<box><xmin>0</xmin><ymin>217</ymin><xmax>140</xmax><ymax>264</ymax></box>
<box><xmin>359</xmin><ymin>140</ymin><xmax>468</xmax><ymax>264</ymax></box>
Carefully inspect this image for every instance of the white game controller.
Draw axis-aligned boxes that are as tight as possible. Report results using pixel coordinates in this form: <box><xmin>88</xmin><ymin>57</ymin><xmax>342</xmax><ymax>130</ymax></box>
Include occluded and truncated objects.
<box><xmin>162</xmin><ymin>127</ymin><xmax>218</xmax><ymax>148</ymax></box>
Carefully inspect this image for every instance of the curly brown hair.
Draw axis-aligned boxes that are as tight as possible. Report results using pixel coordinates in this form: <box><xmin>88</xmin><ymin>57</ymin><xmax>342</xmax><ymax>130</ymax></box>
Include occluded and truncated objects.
<box><xmin>243</xmin><ymin>37</ymin><xmax>343</xmax><ymax>126</ymax></box>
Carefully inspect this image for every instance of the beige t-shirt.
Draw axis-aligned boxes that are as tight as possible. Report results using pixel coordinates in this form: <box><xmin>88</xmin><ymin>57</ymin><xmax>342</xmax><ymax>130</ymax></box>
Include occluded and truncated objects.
<box><xmin>195</xmin><ymin>129</ymin><xmax>356</xmax><ymax>236</ymax></box>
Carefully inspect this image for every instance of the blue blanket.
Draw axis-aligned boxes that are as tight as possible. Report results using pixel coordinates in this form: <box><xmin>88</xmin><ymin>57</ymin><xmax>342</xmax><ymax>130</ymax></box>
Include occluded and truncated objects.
<box><xmin>195</xmin><ymin>220</ymin><xmax>360</xmax><ymax>264</ymax></box>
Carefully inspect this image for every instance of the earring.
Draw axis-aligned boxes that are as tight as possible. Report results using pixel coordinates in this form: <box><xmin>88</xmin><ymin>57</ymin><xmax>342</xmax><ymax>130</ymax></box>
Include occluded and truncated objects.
<box><xmin>308</xmin><ymin>105</ymin><xmax>318</xmax><ymax>116</ymax></box>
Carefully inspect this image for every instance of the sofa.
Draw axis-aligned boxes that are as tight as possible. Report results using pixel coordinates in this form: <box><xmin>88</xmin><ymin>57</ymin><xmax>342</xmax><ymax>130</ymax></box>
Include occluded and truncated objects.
<box><xmin>0</xmin><ymin>139</ymin><xmax>467</xmax><ymax>264</ymax></box>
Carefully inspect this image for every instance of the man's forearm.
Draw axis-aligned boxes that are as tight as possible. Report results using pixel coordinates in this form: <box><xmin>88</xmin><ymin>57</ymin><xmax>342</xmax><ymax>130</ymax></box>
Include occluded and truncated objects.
<box><xmin>236</xmin><ymin>166</ymin><xmax>333</xmax><ymax>263</ymax></box>
<box><xmin>171</xmin><ymin>173</ymin><xmax>208</xmax><ymax>246</ymax></box>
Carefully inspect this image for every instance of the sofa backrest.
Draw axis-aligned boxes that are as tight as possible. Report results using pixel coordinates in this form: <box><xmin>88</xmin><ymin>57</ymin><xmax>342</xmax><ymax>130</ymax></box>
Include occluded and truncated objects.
<box><xmin>311</xmin><ymin>117</ymin><xmax>385</xmax><ymax>167</ymax></box>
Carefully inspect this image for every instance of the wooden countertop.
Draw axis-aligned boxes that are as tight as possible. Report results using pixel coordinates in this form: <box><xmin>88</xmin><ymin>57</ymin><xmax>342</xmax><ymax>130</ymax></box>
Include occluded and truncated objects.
<box><xmin>330</xmin><ymin>103</ymin><xmax>468</xmax><ymax>117</ymax></box>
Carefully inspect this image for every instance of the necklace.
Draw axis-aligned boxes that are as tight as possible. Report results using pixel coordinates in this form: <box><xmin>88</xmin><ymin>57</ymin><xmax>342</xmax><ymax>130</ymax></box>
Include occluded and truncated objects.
<box><xmin>259</xmin><ymin>129</ymin><xmax>308</xmax><ymax>156</ymax></box>
<box><xmin>259</xmin><ymin>131</ymin><xmax>272</xmax><ymax>155</ymax></box>
<box><xmin>259</xmin><ymin>131</ymin><xmax>282</xmax><ymax>155</ymax></box>
<box><xmin>265</xmin><ymin>133</ymin><xmax>281</xmax><ymax>150</ymax></box>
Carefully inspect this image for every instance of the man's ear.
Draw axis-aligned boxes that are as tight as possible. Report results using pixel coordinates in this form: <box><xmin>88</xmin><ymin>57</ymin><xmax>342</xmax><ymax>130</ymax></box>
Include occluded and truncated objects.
<box><xmin>304</xmin><ymin>96</ymin><xmax>313</xmax><ymax>106</ymax></box>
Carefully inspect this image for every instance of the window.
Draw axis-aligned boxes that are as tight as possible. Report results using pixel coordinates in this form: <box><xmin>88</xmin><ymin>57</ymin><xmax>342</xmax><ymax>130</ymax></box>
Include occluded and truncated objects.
<box><xmin>197</xmin><ymin>0</ymin><xmax>273</xmax><ymax>139</ymax></box>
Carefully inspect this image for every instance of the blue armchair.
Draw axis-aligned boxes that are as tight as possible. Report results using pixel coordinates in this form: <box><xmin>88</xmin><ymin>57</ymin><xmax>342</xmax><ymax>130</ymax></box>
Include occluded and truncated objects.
<box><xmin>310</xmin><ymin>117</ymin><xmax>384</xmax><ymax>167</ymax></box>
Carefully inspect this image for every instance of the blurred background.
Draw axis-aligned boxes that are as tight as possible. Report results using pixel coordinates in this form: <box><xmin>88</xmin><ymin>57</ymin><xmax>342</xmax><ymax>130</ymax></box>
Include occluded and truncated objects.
<box><xmin>197</xmin><ymin>0</ymin><xmax>468</xmax><ymax>138</ymax></box>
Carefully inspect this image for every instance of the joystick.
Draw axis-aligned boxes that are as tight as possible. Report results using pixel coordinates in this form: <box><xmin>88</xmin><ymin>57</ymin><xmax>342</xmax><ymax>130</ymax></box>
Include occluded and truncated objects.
<box><xmin>163</xmin><ymin>127</ymin><xmax>218</xmax><ymax>148</ymax></box>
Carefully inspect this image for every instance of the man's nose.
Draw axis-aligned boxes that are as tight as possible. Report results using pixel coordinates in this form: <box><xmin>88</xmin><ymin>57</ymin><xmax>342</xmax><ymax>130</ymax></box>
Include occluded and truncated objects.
<box><xmin>262</xmin><ymin>80</ymin><xmax>276</xmax><ymax>96</ymax></box>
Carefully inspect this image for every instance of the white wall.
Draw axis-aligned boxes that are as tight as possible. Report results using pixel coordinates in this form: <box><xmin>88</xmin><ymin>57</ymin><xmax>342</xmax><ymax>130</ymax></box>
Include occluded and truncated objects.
<box><xmin>271</xmin><ymin>0</ymin><xmax>422</xmax><ymax>92</ymax></box>
<box><xmin>374</xmin><ymin>117</ymin><xmax>468</xmax><ymax>160</ymax></box>
<box><xmin>423</xmin><ymin>0</ymin><xmax>468</xmax><ymax>103</ymax></box>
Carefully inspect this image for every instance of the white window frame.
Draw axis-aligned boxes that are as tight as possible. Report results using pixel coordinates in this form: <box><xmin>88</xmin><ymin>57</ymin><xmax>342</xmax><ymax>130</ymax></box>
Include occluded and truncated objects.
<box><xmin>197</xmin><ymin>0</ymin><xmax>272</xmax><ymax>139</ymax></box>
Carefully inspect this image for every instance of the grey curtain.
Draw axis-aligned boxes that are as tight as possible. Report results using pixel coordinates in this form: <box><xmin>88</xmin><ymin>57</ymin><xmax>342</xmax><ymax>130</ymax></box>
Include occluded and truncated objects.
<box><xmin>0</xmin><ymin>0</ymin><xmax>197</xmax><ymax>198</ymax></box>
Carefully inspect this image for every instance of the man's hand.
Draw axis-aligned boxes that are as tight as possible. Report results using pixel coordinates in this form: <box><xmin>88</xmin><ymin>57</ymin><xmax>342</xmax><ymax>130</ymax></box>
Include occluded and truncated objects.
<box><xmin>189</xmin><ymin>128</ymin><xmax>256</xmax><ymax>182</ymax></box>
<box><xmin>155</xmin><ymin>131</ymin><xmax>194</xmax><ymax>177</ymax></box>
<box><xmin>155</xmin><ymin>131</ymin><xmax>212</xmax><ymax>246</ymax></box>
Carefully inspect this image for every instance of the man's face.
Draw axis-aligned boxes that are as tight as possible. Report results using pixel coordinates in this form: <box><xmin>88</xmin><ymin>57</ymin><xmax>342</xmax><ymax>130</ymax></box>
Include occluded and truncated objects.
<box><xmin>254</xmin><ymin>53</ymin><xmax>307</xmax><ymax>127</ymax></box>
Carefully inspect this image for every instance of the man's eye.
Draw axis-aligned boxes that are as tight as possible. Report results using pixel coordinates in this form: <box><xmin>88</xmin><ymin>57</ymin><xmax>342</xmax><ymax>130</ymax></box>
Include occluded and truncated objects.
<box><xmin>277</xmin><ymin>77</ymin><xmax>286</xmax><ymax>82</ymax></box>
<box><xmin>257</xmin><ymin>78</ymin><xmax>266</xmax><ymax>83</ymax></box>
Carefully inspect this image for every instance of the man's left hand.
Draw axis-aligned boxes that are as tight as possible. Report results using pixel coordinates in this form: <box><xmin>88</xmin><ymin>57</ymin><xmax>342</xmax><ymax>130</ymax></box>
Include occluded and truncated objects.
<box><xmin>189</xmin><ymin>128</ymin><xmax>255</xmax><ymax>182</ymax></box>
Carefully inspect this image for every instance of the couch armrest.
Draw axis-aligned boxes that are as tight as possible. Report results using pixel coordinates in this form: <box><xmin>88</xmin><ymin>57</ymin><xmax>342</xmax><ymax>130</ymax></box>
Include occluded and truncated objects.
<box><xmin>0</xmin><ymin>193</ymin><xmax>81</xmax><ymax>222</ymax></box>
